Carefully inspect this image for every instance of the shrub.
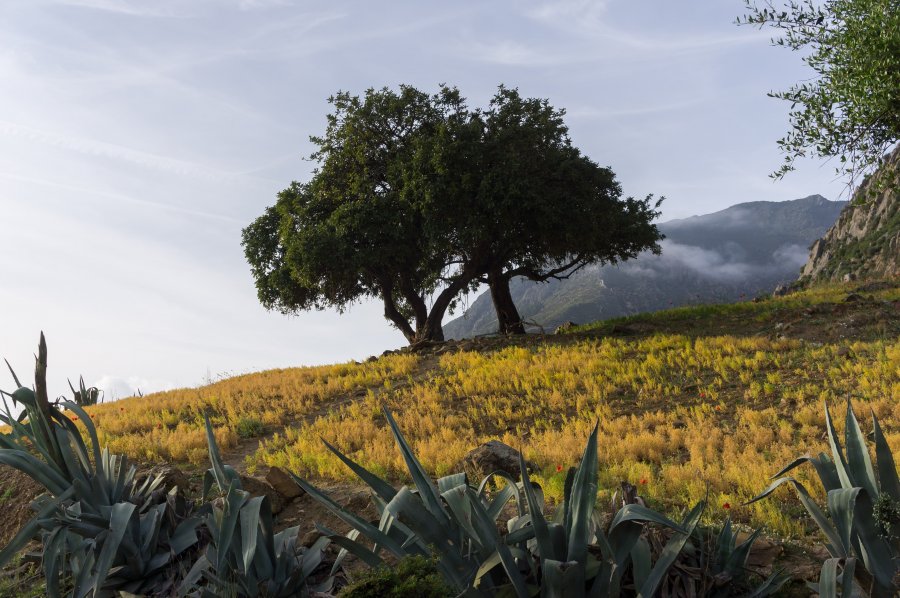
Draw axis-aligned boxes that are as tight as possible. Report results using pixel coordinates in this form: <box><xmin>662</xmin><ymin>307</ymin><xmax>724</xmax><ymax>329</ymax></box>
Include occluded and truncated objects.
<box><xmin>338</xmin><ymin>555</ymin><xmax>453</xmax><ymax>598</ymax></box>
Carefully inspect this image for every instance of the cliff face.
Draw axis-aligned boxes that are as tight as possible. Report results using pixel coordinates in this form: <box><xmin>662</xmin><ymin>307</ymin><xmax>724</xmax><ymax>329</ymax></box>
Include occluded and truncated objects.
<box><xmin>801</xmin><ymin>146</ymin><xmax>900</xmax><ymax>282</ymax></box>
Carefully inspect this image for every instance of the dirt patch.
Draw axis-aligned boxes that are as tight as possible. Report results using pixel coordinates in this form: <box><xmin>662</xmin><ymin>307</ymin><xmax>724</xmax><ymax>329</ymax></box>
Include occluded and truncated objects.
<box><xmin>0</xmin><ymin>465</ymin><xmax>45</xmax><ymax>548</ymax></box>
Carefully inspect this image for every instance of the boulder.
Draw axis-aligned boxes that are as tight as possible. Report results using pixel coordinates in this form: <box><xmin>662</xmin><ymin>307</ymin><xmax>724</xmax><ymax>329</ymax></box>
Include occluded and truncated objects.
<box><xmin>239</xmin><ymin>475</ymin><xmax>286</xmax><ymax>514</ymax></box>
<box><xmin>459</xmin><ymin>440</ymin><xmax>535</xmax><ymax>481</ymax></box>
<box><xmin>266</xmin><ymin>466</ymin><xmax>303</xmax><ymax>500</ymax></box>
<box><xmin>136</xmin><ymin>464</ymin><xmax>189</xmax><ymax>495</ymax></box>
<box><xmin>772</xmin><ymin>284</ymin><xmax>791</xmax><ymax>297</ymax></box>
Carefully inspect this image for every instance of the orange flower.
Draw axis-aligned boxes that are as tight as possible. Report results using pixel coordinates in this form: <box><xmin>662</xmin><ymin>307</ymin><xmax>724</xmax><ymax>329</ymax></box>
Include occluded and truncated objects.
<box><xmin>71</xmin><ymin>416</ymin><xmax>78</xmax><ymax>421</ymax></box>
<box><xmin>639</xmin><ymin>477</ymin><xmax>648</xmax><ymax>485</ymax></box>
<box><xmin>556</xmin><ymin>465</ymin><xmax>563</xmax><ymax>473</ymax></box>
<box><xmin>715</xmin><ymin>405</ymin><xmax>721</xmax><ymax>411</ymax></box>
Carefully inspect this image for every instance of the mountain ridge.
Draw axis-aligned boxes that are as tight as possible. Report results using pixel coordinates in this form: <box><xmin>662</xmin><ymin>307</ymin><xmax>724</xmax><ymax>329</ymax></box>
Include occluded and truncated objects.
<box><xmin>444</xmin><ymin>194</ymin><xmax>846</xmax><ymax>338</ymax></box>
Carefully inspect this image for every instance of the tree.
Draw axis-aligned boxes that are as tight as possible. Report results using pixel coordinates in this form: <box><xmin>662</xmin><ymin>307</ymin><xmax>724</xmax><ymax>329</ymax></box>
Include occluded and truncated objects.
<box><xmin>242</xmin><ymin>85</ymin><xmax>662</xmax><ymax>343</ymax></box>
<box><xmin>739</xmin><ymin>0</ymin><xmax>900</xmax><ymax>187</ymax></box>
<box><xmin>428</xmin><ymin>87</ymin><xmax>663</xmax><ymax>334</ymax></box>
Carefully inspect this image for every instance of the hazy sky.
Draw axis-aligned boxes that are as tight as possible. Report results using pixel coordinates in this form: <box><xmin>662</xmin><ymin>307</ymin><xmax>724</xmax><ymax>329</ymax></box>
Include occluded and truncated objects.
<box><xmin>0</xmin><ymin>0</ymin><xmax>846</xmax><ymax>399</ymax></box>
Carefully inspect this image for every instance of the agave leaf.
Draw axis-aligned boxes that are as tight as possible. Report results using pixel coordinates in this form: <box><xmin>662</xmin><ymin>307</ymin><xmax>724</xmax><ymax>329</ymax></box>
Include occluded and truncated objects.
<box><xmin>59</xmin><ymin>400</ymin><xmax>102</xmax><ymax>472</ymax></box>
<box><xmin>203</xmin><ymin>413</ymin><xmax>240</xmax><ymax>494</ymax></box>
<box><xmin>746</xmin><ymin>476</ymin><xmax>844</xmax><ymax>556</ymax></box>
<box><xmin>843</xmin><ymin>401</ymin><xmax>878</xmax><ymax>499</ymax></box>
<box><xmin>871</xmin><ymin>413</ymin><xmax>900</xmax><ymax>500</ymax></box>
<box><xmin>824</xmin><ymin>402</ymin><xmax>852</xmax><ymax>489</ymax></box>
<box><xmin>840</xmin><ymin>557</ymin><xmax>857</xmax><ymax>598</ymax></box>
<box><xmin>827</xmin><ymin>487</ymin><xmax>861</xmax><ymax>555</ymax></box>
<box><xmin>715</xmin><ymin>516</ymin><xmax>735</xmax><ymax>573</ymax></box>
<box><xmin>321</xmin><ymin>522</ymin><xmax>385</xmax><ymax>569</ymax></box>
<box><xmin>726</xmin><ymin>527</ymin><xmax>762</xmax><ymax>578</ymax></box>
<box><xmin>465</xmin><ymin>487</ymin><xmax>529</xmax><ymax>598</ymax></box>
<box><xmin>845</xmin><ymin>490</ymin><xmax>897</xmax><ymax>592</ymax></box>
<box><xmin>809</xmin><ymin>453</ymin><xmax>843</xmax><ymax>493</ymax></box>
<box><xmin>441</xmin><ymin>484</ymin><xmax>485</xmax><ymax>553</ymax></box>
<box><xmin>477</xmin><ymin>470</ymin><xmax>526</xmax><ymax>516</ymax></box>
<box><xmin>4</xmin><ymin>358</ymin><xmax>22</xmax><ymax>388</ymax></box>
<box><xmin>0</xmin><ymin>448</ymin><xmax>70</xmax><ymax>495</ymax></box>
<box><xmin>818</xmin><ymin>557</ymin><xmax>840</xmax><ymax>598</ymax></box>
<box><xmin>636</xmin><ymin>500</ymin><xmax>704</xmax><ymax>598</ymax></box>
<box><xmin>542</xmin><ymin>558</ymin><xmax>582</xmax><ymax>598</ymax></box>
<box><xmin>321</xmin><ymin>436</ymin><xmax>398</xmax><ymax>502</ymax></box>
<box><xmin>290</xmin><ymin>474</ymin><xmax>410</xmax><ymax>558</ymax></box>
<box><xmin>240</xmin><ymin>495</ymin><xmax>265</xmax><ymax>574</ymax></box>
<box><xmin>519</xmin><ymin>451</ymin><xmax>556</xmax><ymax>562</ymax></box>
<box><xmin>90</xmin><ymin>502</ymin><xmax>136</xmax><ymax>597</ymax></box>
<box><xmin>566</xmin><ymin>422</ymin><xmax>599</xmax><ymax>566</ymax></box>
<box><xmin>439</xmin><ymin>473</ymin><xmax>468</xmax><ymax>494</ymax></box>
<box><xmin>382</xmin><ymin>408</ymin><xmax>447</xmax><ymax>524</ymax></box>
<box><xmin>610</xmin><ymin>504</ymin><xmax>684</xmax><ymax>534</ymax></box>
<box><xmin>630</xmin><ymin>536</ymin><xmax>651</xmax><ymax>591</ymax></box>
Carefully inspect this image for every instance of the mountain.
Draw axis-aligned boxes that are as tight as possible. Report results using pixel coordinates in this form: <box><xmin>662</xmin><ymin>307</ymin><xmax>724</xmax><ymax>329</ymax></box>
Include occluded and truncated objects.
<box><xmin>443</xmin><ymin>195</ymin><xmax>846</xmax><ymax>338</ymax></box>
<box><xmin>801</xmin><ymin>146</ymin><xmax>900</xmax><ymax>282</ymax></box>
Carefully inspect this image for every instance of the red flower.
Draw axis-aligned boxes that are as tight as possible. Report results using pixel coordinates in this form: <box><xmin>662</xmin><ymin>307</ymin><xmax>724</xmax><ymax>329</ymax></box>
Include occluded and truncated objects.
<box><xmin>639</xmin><ymin>477</ymin><xmax>648</xmax><ymax>485</ymax></box>
<box><xmin>71</xmin><ymin>416</ymin><xmax>78</xmax><ymax>421</ymax></box>
<box><xmin>715</xmin><ymin>405</ymin><xmax>721</xmax><ymax>411</ymax></box>
<box><xmin>556</xmin><ymin>465</ymin><xmax>563</xmax><ymax>473</ymax></box>
<box><xmin>699</xmin><ymin>392</ymin><xmax>706</xmax><ymax>399</ymax></box>
<box><xmin>723</xmin><ymin>502</ymin><xmax>731</xmax><ymax>509</ymax></box>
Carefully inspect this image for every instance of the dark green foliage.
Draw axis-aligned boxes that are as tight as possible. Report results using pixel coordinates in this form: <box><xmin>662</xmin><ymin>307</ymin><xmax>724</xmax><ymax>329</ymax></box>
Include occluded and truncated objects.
<box><xmin>235</xmin><ymin>417</ymin><xmax>265</xmax><ymax>439</ymax></box>
<box><xmin>242</xmin><ymin>84</ymin><xmax>662</xmax><ymax>343</ymax></box>
<box><xmin>67</xmin><ymin>376</ymin><xmax>102</xmax><ymax>407</ymax></box>
<box><xmin>738</xmin><ymin>0</ymin><xmax>900</xmax><ymax>185</ymax></box>
<box><xmin>338</xmin><ymin>556</ymin><xmax>453</xmax><ymax>598</ymax></box>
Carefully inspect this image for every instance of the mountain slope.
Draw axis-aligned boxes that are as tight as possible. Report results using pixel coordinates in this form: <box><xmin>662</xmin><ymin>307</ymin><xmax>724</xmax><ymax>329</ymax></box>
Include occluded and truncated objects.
<box><xmin>444</xmin><ymin>195</ymin><xmax>846</xmax><ymax>338</ymax></box>
<box><xmin>801</xmin><ymin>146</ymin><xmax>900</xmax><ymax>282</ymax></box>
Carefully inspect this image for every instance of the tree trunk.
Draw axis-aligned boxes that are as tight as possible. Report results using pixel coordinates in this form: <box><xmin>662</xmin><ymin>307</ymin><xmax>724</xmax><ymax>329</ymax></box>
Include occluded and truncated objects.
<box><xmin>379</xmin><ymin>280</ymin><xmax>417</xmax><ymax>343</ymax></box>
<box><xmin>488</xmin><ymin>269</ymin><xmax>525</xmax><ymax>335</ymax></box>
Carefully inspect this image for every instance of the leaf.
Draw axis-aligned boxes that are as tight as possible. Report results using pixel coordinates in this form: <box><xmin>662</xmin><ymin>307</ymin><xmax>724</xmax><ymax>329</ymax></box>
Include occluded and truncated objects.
<box><xmin>843</xmin><ymin>401</ymin><xmax>877</xmax><ymax>498</ymax></box>
<box><xmin>636</xmin><ymin>500</ymin><xmax>704</xmax><ymax>598</ymax></box>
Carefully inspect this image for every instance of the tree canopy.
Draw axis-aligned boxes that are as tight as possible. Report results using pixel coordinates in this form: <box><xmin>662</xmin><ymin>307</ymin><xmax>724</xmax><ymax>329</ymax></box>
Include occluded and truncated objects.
<box><xmin>739</xmin><ymin>0</ymin><xmax>900</xmax><ymax>187</ymax></box>
<box><xmin>242</xmin><ymin>85</ymin><xmax>662</xmax><ymax>343</ymax></box>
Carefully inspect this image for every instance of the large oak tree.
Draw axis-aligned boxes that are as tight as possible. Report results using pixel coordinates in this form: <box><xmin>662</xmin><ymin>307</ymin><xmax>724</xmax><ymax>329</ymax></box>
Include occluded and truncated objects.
<box><xmin>242</xmin><ymin>85</ymin><xmax>662</xmax><ymax>342</ymax></box>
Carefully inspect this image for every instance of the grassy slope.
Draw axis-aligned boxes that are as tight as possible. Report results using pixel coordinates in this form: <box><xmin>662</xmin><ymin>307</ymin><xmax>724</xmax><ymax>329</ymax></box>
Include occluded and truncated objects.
<box><xmin>67</xmin><ymin>281</ymin><xmax>900</xmax><ymax>539</ymax></box>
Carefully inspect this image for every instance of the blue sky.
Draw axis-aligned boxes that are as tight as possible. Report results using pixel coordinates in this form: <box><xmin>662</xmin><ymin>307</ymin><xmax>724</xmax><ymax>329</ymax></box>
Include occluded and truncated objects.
<box><xmin>0</xmin><ymin>0</ymin><xmax>845</xmax><ymax>399</ymax></box>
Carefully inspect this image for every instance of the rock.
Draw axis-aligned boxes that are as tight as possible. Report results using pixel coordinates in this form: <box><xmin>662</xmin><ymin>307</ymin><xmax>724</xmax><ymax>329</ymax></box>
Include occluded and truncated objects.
<box><xmin>843</xmin><ymin>272</ymin><xmax>857</xmax><ymax>283</ymax></box>
<box><xmin>844</xmin><ymin>292</ymin><xmax>863</xmax><ymax>302</ymax></box>
<box><xmin>239</xmin><ymin>475</ymin><xmax>286</xmax><ymax>514</ymax></box>
<box><xmin>554</xmin><ymin>321</ymin><xmax>578</xmax><ymax>334</ymax></box>
<box><xmin>266</xmin><ymin>466</ymin><xmax>303</xmax><ymax>500</ymax></box>
<box><xmin>459</xmin><ymin>441</ymin><xmax>535</xmax><ymax>481</ymax></box>
<box><xmin>365</xmin><ymin>355</ymin><xmax>378</xmax><ymax>363</ymax></box>
<box><xmin>772</xmin><ymin>284</ymin><xmax>791</xmax><ymax>298</ymax></box>
<box><xmin>136</xmin><ymin>464</ymin><xmax>189</xmax><ymax>495</ymax></box>
<box><xmin>300</xmin><ymin>529</ymin><xmax>323</xmax><ymax>548</ymax></box>
<box><xmin>836</xmin><ymin>346</ymin><xmax>851</xmax><ymax>357</ymax></box>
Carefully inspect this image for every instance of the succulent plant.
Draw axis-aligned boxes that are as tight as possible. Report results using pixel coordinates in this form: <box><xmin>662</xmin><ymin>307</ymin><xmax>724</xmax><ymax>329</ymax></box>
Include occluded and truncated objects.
<box><xmin>748</xmin><ymin>401</ymin><xmax>899</xmax><ymax>597</ymax></box>
<box><xmin>178</xmin><ymin>414</ymin><xmax>332</xmax><ymax>597</ymax></box>
<box><xmin>0</xmin><ymin>334</ymin><xmax>202</xmax><ymax>596</ymax></box>
<box><xmin>291</xmin><ymin>407</ymin><xmax>526</xmax><ymax>595</ymax></box>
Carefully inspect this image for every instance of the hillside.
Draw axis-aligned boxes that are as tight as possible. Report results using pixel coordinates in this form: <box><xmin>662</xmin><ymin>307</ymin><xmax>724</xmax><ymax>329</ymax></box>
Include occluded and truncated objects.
<box><xmin>801</xmin><ymin>145</ymin><xmax>900</xmax><ymax>282</ymax></box>
<box><xmin>10</xmin><ymin>280</ymin><xmax>893</xmax><ymax>544</ymax></box>
<box><xmin>444</xmin><ymin>195</ymin><xmax>846</xmax><ymax>338</ymax></box>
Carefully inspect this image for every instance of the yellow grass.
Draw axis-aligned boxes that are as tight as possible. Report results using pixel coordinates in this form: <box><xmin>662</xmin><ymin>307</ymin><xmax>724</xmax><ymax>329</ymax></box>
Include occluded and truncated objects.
<box><xmin>10</xmin><ymin>282</ymin><xmax>898</xmax><ymax>540</ymax></box>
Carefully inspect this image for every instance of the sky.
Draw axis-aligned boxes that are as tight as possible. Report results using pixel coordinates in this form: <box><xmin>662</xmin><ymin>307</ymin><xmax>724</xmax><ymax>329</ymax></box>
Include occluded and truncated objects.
<box><xmin>0</xmin><ymin>0</ymin><xmax>847</xmax><ymax>400</ymax></box>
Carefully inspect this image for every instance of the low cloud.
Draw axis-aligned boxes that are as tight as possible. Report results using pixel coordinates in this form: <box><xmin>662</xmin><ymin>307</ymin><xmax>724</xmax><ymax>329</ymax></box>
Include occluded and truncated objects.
<box><xmin>92</xmin><ymin>375</ymin><xmax>176</xmax><ymax>401</ymax></box>
<box><xmin>623</xmin><ymin>240</ymin><xmax>809</xmax><ymax>281</ymax></box>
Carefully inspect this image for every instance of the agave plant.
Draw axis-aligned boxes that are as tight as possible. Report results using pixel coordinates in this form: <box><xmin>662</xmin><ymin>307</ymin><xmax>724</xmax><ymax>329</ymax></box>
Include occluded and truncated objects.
<box><xmin>289</xmin><ymin>407</ymin><xmax>529</xmax><ymax>595</ymax></box>
<box><xmin>179</xmin><ymin>414</ymin><xmax>332</xmax><ymax>597</ymax></box>
<box><xmin>484</xmin><ymin>424</ymin><xmax>709</xmax><ymax>597</ymax></box>
<box><xmin>748</xmin><ymin>401</ymin><xmax>899</xmax><ymax>597</ymax></box>
<box><xmin>0</xmin><ymin>334</ymin><xmax>202</xmax><ymax>596</ymax></box>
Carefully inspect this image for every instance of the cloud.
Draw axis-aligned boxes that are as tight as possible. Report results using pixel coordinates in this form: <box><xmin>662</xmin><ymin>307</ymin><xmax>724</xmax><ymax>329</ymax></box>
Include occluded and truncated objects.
<box><xmin>92</xmin><ymin>375</ymin><xmax>176</xmax><ymax>400</ymax></box>
<box><xmin>0</xmin><ymin>120</ymin><xmax>269</xmax><ymax>184</ymax></box>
